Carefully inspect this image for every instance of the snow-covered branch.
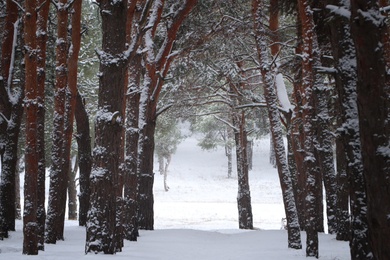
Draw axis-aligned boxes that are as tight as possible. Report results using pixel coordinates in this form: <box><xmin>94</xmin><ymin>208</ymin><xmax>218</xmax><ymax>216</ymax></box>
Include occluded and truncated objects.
<box><xmin>213</xmin><ymin>115</ymin><xmax>238</xmax><ymax>131</ymax></box>
<box><xmin>7</xmin><ymin>18</ymin><xmax>22</xmax><ymax>105</ymax></box>
<box><xmin>326</xmin><ymin>5</ymin><xmax>351</xmax><ymax>19</ymax></box>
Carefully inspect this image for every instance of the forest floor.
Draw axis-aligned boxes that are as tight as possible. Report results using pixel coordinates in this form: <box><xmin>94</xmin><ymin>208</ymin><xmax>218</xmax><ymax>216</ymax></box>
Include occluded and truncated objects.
<box><xmin>0</xmin><ymin>135</ymin><xmax>349</xmax><ymax>259</ymax></box>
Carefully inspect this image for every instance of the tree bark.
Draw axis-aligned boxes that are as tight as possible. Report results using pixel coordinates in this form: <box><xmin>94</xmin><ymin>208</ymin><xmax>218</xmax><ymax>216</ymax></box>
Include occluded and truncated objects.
<box><xmin>326</xmin><ymin>1</ymin><xmax>373</xmax><ymax>258</ymax></box>
<box><xmin>67</xmin><ymin>157</ymin><xmax>78</xmax><ymax>220</ymax></box>
<box><xmin>297</xmin><ymin>0</ymin><xmax>322</xmax><ymax>257</ymax></box>
<box><xmin>85</xmin><ymin>0</ymin><xmax>127</xmax><ymax>253</ymax></box>
<box><xmin>0</xmin><ymin>0</ymin><xmax>20</xmax><ymax>239</ymax></box>
<box><xmin>23</xmin><ymin>0</ymin><xmax>39</xmax><ymax>254</ymax></box>
<box><xmin>252</xmin><ymin>0</ymin><xmax>302</xmax><ymax>248</ymax></box>
<box><xmin>351</xmin><ymin>1</ymin><xmax>390</xmax><ymax>259</ymax></box>
<box><xmin>75</xmin><ymin>91</ymin><xmax>91</xmax><ymax>227</ymax></box>
<box><xmin>232</xmin><ymin>111</ymin><xmax>253</xmax><ymax>230</ymax></box>
<box><xmin>36</xmin><ymin>0</ymin><xmax>50</xmax><ymax>249</ymax></box>
<box><xmin>46</xmin><ymin>0</ymin><xmax>70</xmax><ymax>243</ymax></box>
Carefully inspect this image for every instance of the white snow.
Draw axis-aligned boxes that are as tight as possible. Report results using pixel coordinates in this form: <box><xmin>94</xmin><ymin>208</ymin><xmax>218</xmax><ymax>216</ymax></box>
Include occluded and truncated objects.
<box><xmin>275</xmin><ymin>73</ymin><xmax>294</xmax><ymax>112</ymax></box>
<box><xmin>0</xmin><ymin>136</ymin><xmax>349</xmax><ymax>259</ymax></box>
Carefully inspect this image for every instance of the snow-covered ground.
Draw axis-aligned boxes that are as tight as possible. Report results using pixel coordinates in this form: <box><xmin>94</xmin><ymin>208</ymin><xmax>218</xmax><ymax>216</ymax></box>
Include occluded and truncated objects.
<box><xmin>0</xmin><ymin>136</ymin><xmax>349</xmax><ymax>259</ymax></box>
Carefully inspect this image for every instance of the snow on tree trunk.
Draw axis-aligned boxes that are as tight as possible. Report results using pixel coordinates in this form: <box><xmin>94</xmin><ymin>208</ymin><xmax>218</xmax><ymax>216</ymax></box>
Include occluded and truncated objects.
<box><xmin>137</xmin><ymin>85</ymin><xmax>156</xmax><ymax>230</ymax></box>
<box><xmin>45</xmin><ymin>0</ymin><xmax>70</xmax><ymax>244</ymax></box>
<box><xmin>75</xmin><ymin>91</ymin><xmax>91</xmax><ymax>227</ymax></box>
<box><xmin>67</xmin><ymin>157</ymin><xmax>78</xmax><ymax>220</ymax></box>
<box><xmin>85</xmin><ymin>0</ymin><xmax>127</xmax><ymax>254</ymax></box>
<box><xmin>252</xmin><ymin>0</ymin><xmax>302</xmax><ymax>249</ymax></box>
<box><xmin>232</xmin><ymin>111</ymin><xmax>253</xmax><ymax>230</ymax></box>
<box><xmin>0</xmin><ymin>0</ymin><xmax>22</xmax><ymax>239</ymax></box>
<box><xmin>124</xmin><ymin>58</ymin><xmax>141</xmax><ymax>241</ymax></box>
<box><xmin>297</xmin><ymin>0</ymin><xmax>323</xmax><ymax>257</ymax></box>
<box><xmin>36</xmin><ymin>0</ymin><xmax>50</xmax><ymax>250</ymax></box>
<box><xmin>23</xmin><ymin>0</ymin><xmax>39</xmax><ymax>253</ymax></box>
<box><xmin>327</xmin><ymin>1</ymin><xmax>373</xmax><ymax>257</ymax></box>
<box><xmin>350</xmin><ymin>1</ymin><xmax>390</xmax><ymax>259</ymax></box>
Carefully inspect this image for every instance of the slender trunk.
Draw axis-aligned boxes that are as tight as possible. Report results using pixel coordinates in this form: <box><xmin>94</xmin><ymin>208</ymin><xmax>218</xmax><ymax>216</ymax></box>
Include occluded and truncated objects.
<box><xmin>137</xmin><ymin>95</ymin><xmax>156</xmax><ymax>230</ymax></box>
<box><xmin>36</xmin><ymin>0</ymin><xmax>50</xmax><ymax>249</ymax></box>
<box><xmin>63</xmin><ymin>0</ymin><xmax>82</xmax><ymax>224</ymax></box>
<box><xmin>297</xmin><ymin>0</ymin><xmax>322</xmax><ymax>256</ymax></box>
<box><xmin>225</xmin><ymin>143</ymin><xmax>233</xmax><ymax>178</ymax></box>
<box><xmin>15</xmin><ymin>158</ymin><xmax>21</xmax><ymax>220</ymax></box>
<box><xmin>75</xmin><ymin>91</ymin><xmax>91</xmax><ymax>227</ymax></box>
<box><xmin>67</xmin><ymin>157</ymin><xmax>78</xmax><ymax>220</ymax></box>
<box><xmin>23</xmin><ymin>0</ymin><xmax>39</xmax><ymax>253</ymax></box>
<box><xmin>163</xmin><ymin>154</ymin><xmax>171</xmax><ymax>192</ymax></box>
<box><xmin>46</xmin><ymin>0</ymin><xmax>69</xmax><ymax>243</ymax></box>
<box><xmin>232</xmin><ymin>111</ymin><xmax>253</xmax><ymax>230</ymax></box>
<box><xmin>351</xmin><ymin>1</ymin><xmax>390</xmax><ymax>259</ymax></box>
<box><xmin>124</xmin><ymin>58</ymin><xmax>141</xmax><ymax>241</ymax></box>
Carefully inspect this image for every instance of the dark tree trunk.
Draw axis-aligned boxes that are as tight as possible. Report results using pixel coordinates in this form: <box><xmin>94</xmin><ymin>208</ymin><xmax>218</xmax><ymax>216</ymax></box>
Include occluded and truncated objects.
<box><xmin>23</xmin><ymin>0</ymin><xmax>39</xmax><ymax>253</ymax></box>
<box><xmin>351</xmin><ymin>1</ymin><xmax>390</xmax><ymax>259</ymax></box>
<box><xmin>75</xmin><ymin>91</ymin><xmax>91</xmax><ymax>227</ymax></box>
<box><xmin>85</xmin><ymin>0</ymin><xmax>127</xmax><ymax>254</ymax></box>
<box><xmin>46</xmin><ymin>0</ymin><xmax>69</xmax><ymax>243</ymax></box>
<box><xmin>0</xmin><ymin>0</ymin><xmax>20</xmax><ymax>238</ymax></box>
<box><xmin>327</xmin><ymin>1</ymin><xmax>373</xmax><ymax>258</ymax></box>
<box><xmin>232</xmin><ymin>111</ymin><xmax>253</xmax><ymax>230</ymax></box>
<box><xmin>137</xmin><ymin>98</ymin><xmax>156</xmax><ymax>230</ymax></box>
<box><xmin>335</xmin><ymin>131</ymin><xmax>350</xmax><ymax>241</ymax></box>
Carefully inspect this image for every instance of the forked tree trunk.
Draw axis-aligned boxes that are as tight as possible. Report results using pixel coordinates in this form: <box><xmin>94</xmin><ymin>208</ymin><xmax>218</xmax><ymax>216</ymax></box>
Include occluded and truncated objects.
<box><xmin>23</xmin><ymin>0</ymin><xmax>39</xmax><ymax>254</ymax></box>
<box><xmin>351</xmin><ymin>1</ymin><xmax>390</xmax><ymax>259</ymax></box>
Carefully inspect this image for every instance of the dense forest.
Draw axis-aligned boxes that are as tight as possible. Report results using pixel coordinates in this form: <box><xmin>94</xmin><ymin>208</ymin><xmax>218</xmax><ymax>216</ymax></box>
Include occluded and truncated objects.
<box><xmin>0</xmin><ymin>0</ymin><xmax>389</xmax><ymax>259</ymax></box>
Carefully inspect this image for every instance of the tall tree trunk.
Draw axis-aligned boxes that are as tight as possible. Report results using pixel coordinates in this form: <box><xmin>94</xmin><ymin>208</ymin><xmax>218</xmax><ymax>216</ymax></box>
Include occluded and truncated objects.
<box><xmin>85</xmin><ymin>0</ymin><xmax>127</xmax><ymax>253</ymax></box>
<box><xmin>63</xmin><ymin>0</ymin><xmax>82</xmax><ymax>223</ymax></box>
<box><xmin>327</xmin><ymin>1</ymin><xmax>373</xmax><ymax>258</ymax></box>
<box><xmin>75</xmin><ymin>91</ymin><xmax>91</xmax><ymax>227</ymax></box>
<box><xmin>252</xmin><ymin>0</ymin><xmax>302</xmax><ymax>248</ymax></box>
<box><xmin>46</xmin><ymin>0</ymin><xmax>69</xmax><ymax>243</ymax></box>
<box><xmin>0</xmin><ymin>0</ymin><xmax>20</xmax><ymax>238</ymax></box>
<box><xmin>23</xmin><ymin>0</ymin><xmax>39</xmax><ymax>253</ymax></box>
<box><xmin>351</xmin><ymin>1</ymin><xmax>390</xmax><ymax>259</ymax></box>
<box><xmin>297</xmin><ymin>0</ymin><xmax>322</xmax><ymax>257</ymax></box>
<box><xmin>36</xmin><ymin>0</ymin><xmax>50</xmax><ymax>249</ymax></box>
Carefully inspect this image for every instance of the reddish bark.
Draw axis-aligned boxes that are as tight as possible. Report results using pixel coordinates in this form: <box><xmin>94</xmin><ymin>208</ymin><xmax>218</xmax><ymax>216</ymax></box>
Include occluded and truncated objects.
<box><xmin>36</xmin><ymin>0</ymin><xmax>50</xmax><ymax>249</ymax></box>
<box><xmin>23</xmin><ymin>0</ymin><xmax>39</xmax><ymax>254</ymax></box>
<box><xmin>46</xmin><ymin>0</ymin><xmax>69</xmax><ymax>243</ymax></box>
